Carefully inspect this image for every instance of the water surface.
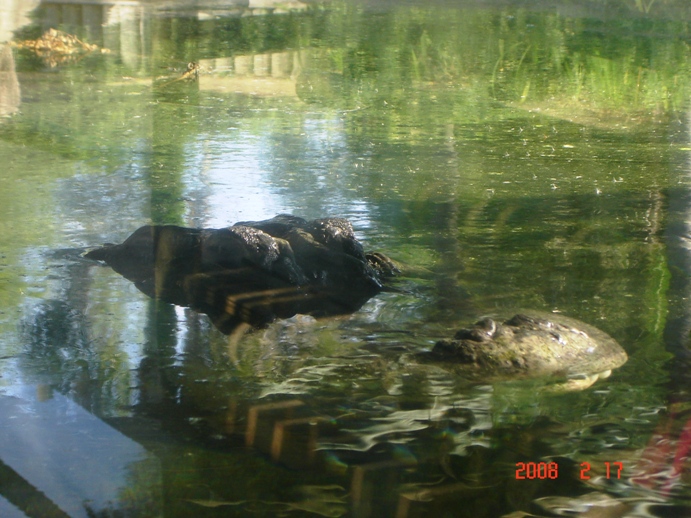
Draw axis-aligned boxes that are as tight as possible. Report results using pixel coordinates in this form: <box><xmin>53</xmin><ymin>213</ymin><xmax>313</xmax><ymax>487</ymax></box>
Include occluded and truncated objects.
<box><xmin>2</xmin><ymin>0</ymin><xmax>691</xmax><ymax>516</ymax></box>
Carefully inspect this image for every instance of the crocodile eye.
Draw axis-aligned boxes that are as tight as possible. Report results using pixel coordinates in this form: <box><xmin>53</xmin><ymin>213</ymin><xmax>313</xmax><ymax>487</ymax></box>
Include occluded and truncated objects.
<box><xmin>454</xmin><ymin>318</ymin><xmax>497</xmax><ymax>341</ymax></box>
<box><xmin>476</xmin><ymin>317</ymin><xmax>496</xmax><ymax>336</ymax></box>
<box><xmin>470</xmin><ymin>317</ymin><xmax>496</xmax><ymax>340</ymax></box>
<box><xmin>505</xmin><ymin>314</ymin><xmax>537</xmax><ymax>327</ymax></box>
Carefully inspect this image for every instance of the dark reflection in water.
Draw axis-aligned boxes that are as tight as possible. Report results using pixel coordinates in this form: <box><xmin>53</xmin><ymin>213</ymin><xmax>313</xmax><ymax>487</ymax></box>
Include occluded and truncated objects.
<box><xmin>2</xmin><ymin>0</ymin><xmax>691</xmax><ymax>516</ymax></box>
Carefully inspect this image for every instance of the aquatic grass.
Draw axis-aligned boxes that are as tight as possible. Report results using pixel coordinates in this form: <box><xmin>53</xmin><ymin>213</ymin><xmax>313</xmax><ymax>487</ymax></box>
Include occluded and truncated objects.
<box><xmin>634</xmin><ymin>0</ymin><xmax>658</xmax><ymax>13</ymax></box>
<box><xmin>394</xmin><ymin>9</ymin><xmax>690</xmax><ymax>118</ymax></box>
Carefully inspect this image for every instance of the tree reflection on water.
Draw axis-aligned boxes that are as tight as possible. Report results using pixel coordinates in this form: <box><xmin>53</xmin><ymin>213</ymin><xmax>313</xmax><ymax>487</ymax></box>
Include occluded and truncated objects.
<box><xmin>2</xmin><ymin>0</ymin><xmax>691</xmax><ymax>516</ymax></box>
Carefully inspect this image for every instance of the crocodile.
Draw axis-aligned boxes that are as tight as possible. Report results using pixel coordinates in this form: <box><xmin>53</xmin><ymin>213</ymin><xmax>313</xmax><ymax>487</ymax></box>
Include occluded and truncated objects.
<box><xmin>84</xmin><ymin>215</ymin><xmax>399</xmax><ymax>334</ymax></box>
<box><xmin>415</xmin><ymin>312</ymin><xmax>628</xmax><ymax>389</ymax></box>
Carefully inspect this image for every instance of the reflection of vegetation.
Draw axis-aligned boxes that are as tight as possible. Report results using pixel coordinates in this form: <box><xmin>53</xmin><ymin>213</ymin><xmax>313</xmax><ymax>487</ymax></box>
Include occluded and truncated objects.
<box><xmin>4</xmin><ymin>3</ymin><xmax>689</xmax><ymax>172</ymax></box>
<box><xmin>2</xmin><ymin>2</ymin><xmax>681</xmax><ymax>334</ymax></box>
<box><xmin>574</xmin><ymin>0</ymin><xmax>690</xmax><ymax>15</ymax></box>
<box><xmin>98</xmin><ymin>2</ymin><xmax>691</xmax><ymax>124</ymax></box>
<box><xmin>1</xmin><ymin>4</ymin><xmax>684</xmax><ymax>515</ymax></box>
<box><xmin>301</xmin><ymin>6</ymin><xmax>691</xmax><ymax>118</ymax></box>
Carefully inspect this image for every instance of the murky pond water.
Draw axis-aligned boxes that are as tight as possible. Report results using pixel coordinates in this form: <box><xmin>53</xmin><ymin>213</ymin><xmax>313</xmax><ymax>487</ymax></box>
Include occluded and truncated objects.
<box><xmin>2</xmin><ymin>0</ymin><xmax>691</xmax><ymax>516</ymax></box>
